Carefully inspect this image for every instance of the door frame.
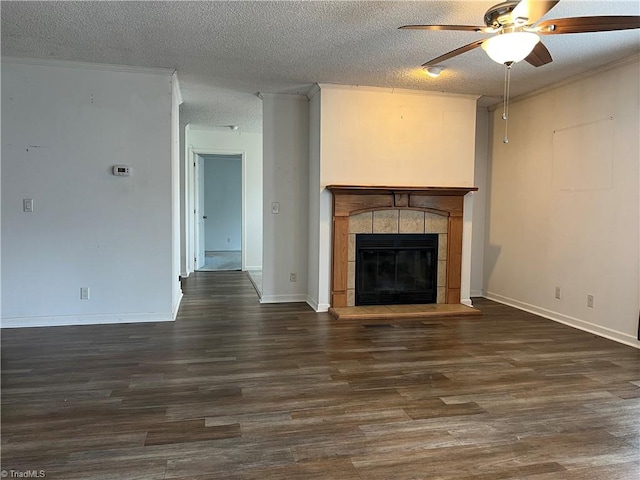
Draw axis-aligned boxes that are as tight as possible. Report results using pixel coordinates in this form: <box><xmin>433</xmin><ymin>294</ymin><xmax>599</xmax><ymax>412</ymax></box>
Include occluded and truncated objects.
<box><xmin>195</xmin><ymin>154</ymin><xmax>206</xmax><ymax>270</ymax></box>
<box><xmin>188</xmin><ymin>147</ymin><xmax>246</xmax><ymax>274</ymax></box>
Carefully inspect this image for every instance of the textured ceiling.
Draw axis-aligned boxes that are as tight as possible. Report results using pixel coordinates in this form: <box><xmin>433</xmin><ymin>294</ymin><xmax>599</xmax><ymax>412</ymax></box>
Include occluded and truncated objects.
<box><xmin>2</xmin><ymin>1</ymin><xmax>639</xmax><ymax>133</ymax></box>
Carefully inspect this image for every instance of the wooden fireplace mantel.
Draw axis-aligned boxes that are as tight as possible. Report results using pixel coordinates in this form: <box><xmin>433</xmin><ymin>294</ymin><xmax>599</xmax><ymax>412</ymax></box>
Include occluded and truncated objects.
<box><xmin>327</xmin><ymin>185</ymin><xmax>477</xmax><ymax>216</ymax></box>
<box><xmin>327</xmin><ymin>184</ymin><xmax>477</xmax><ymax>308</ymax></box>
<box><xmin>326</xmin><ymin>185</ymin><xmax>477</xmax><ymax>196</ymax></box>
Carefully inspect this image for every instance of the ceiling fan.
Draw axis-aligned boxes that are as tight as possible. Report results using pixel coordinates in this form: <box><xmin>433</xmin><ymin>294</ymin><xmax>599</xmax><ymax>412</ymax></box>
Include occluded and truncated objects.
<box><xmin>400</xmin><ymin>0</ymin><xmax>639</xmax><ymax>143</ymax></box>
<box><xmin>400</xmin><ymin>0</ymin><xmax>640</xmax><ymax>68</ymax></box>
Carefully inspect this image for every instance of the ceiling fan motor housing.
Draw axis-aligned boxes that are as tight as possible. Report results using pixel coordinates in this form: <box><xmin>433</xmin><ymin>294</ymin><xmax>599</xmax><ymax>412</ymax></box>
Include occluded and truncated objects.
<box><xmin>484</xmin><ymin>1</ymin><xmax>522</xmax><ymax>27</ymax></box>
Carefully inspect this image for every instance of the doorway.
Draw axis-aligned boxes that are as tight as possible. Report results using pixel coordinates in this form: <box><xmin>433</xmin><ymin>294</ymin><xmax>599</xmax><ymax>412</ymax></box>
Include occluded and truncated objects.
<box><xmin>195</xmin><ymin>154</ymin><xmax>242</xmax><ymax>271</ymax></box>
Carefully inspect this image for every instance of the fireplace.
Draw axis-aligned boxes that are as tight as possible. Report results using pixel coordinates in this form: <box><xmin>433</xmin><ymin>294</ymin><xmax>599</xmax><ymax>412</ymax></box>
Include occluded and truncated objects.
<box><xmin>327</xmin><ymin>185</ymin><xmax>477</xmax><ymax>308</ymax></box>
<box><xmin>356</xmin><ymin>233</ymin><xmax>438</xmax><ymax>305</ymax></box>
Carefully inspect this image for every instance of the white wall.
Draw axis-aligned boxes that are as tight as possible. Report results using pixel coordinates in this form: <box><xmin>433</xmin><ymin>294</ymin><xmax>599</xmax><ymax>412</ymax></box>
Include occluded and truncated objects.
<box><xmin>471</xmin><ymin>108</ymin><xmax>489</xmax><ymax>297</ymax></box>
<box><xmin>171</xmin><ymin>73</ymin><xmax>183</xmax><ymax>317</ymax></box>
<box><xmin>179</xmin><ymin>117</ymin><xmax>188</xmax><ymax>277</ymax></box>
<box><xmin>306</xmin><ymin>87</ymin><xmax>324</xmax><ymax>310</ymax></box>
<box><xmin>185</xmin><ymin>127</ymin><xmax>262</xmax><ymax>272</ymax></box>
<box><xmin>203</xmin><ymin>155</ymin><xmax>242</xmax><ymax>251</ymax></box>
<box><xmin>262</xmin><ymin>94</ymin><xmax>309</xmax><ymax>303</ymax></box>
<box><xmin>319</xmin><ymin>85</ymin><xmax>477</xmax><ymax>187</ymax></box>
<box><xmin>1</xmin><ymin>59</ymin><xmax>177</xmax><ymax>326</ymax></box>
<box><xmin>312</xmin><ymin>85</ymin><xmax>478</xmax><ymax>310</ymax></box>
<box><xmin>484</xmin><ymin>57</ymin><xmax>640</xmax><ymax>348</ymax></box>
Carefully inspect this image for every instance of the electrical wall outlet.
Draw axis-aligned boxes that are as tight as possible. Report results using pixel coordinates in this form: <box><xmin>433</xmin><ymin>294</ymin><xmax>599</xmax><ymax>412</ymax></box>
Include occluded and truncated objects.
<box><xmin>80</xmin><ymin>287</ymin><xmax>90</xmax><ymax>300</ymax></box>
<box><xmin>23</xmin><ymin>198</ymin><xmax>34</xmax><ymax>213</ymax></box>
<box><xmin>289</xmin><ymin>273</ymin><xmax>297</xmax><ymax>282</ymax></box>
<box><xmin>587</xmin><ymin>294</ymin><xmax>594</xmax><ymax>308</ymax></box>
<box><xmin>555</xmin><ymin>286</ymin><xmax>561</xmax><ymax>299</ymax></box>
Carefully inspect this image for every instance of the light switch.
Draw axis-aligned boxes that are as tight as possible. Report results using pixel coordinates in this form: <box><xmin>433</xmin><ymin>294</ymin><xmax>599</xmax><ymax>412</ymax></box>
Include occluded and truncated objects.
<box><xmin>23</xmin><ymin>198</ymin><xmax>34</xmax><ymax>213</ymax></box>
<box><xmin>271</xmin><ymin>202</ymin><xmax>280</xmax><ymax>214</ymax></box>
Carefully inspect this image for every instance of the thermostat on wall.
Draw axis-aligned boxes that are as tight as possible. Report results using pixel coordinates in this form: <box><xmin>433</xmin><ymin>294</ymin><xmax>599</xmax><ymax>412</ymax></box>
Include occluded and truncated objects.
<box><xmin>112</xmin><ymin>165</ymin><xmax>131</xmax><ymax>176</ymax></box>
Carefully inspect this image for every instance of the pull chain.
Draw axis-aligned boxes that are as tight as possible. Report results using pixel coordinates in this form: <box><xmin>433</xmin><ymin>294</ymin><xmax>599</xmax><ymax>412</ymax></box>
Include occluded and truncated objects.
<box><xmin>502</xmin><ymin>61</ymin><xmax>513</xmax><ymax>144</ymax></box>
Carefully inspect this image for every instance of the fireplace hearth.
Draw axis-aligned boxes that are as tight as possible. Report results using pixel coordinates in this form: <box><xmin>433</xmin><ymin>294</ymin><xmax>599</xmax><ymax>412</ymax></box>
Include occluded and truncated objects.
<box><xmin>356</xmin><ymin>233</ymin><xmax>438</xmax><ymax>305</ymax></box>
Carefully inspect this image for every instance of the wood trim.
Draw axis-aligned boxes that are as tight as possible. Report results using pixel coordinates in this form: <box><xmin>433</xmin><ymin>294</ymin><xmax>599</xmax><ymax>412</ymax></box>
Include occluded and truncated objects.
<box><xmin>446</xmin><ymin>216</ymin><xmax>464</xmax><ymax>304</ymax></box>
<box><xmin>332</xmin><ymin>291</ymin><xmax>348</xmax><ymax>309</ymax></box>
<box><xmin>410</xmin><ymin>195</ymin><xmax>465</xmax><ymax>217</ymax></box>
<box><xmin>327</xmin><ymin>185</ymin><xmax>478</xmax><ymax>196</ymax></box>
<box><xmin>332</xmin><ymin>194</ymin><xmax>393</xmax><ymax>216</ymax></box>
<box><xmin>394</xmin><ymin>193</ymin><xmax>409</xmax><ymax>207</ymax></box>
<box><xmin>328</xmin><ymin>185</ymin><xmax>476</xmax><ymax>307</ymax></box>
<box><xmin>332</xmin><ymin>217</ymin><xmax>349</xmax><ymax>308</ymax></box>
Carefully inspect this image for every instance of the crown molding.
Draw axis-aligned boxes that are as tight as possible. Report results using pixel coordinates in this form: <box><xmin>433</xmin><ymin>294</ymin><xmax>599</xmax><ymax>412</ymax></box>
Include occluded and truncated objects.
<box><xmin>1</xmin><ymin>56</ymin><xmax>175</xmax><ymax>76</ymax></box>
<box><xmin>488</xmin><ymin>53</ymin><xmax>640</xmax><ymax>111</ymax></box>
<box><xmin>316</xmin><ymin>83</ymin><xmax>480</xmax><ymax>101</ymax></box>
<box><xmin>257</xmin><ymin>92</ymin><xmax>309</xmax><ymax>101</ymax></box>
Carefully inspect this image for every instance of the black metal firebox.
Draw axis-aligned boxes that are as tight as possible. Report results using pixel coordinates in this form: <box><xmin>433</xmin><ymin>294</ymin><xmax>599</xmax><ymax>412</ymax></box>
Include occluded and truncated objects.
<box><xmin>355</xmin><ymin>233</ymin><xmax>438</xmax><ymax>306</ymax></box>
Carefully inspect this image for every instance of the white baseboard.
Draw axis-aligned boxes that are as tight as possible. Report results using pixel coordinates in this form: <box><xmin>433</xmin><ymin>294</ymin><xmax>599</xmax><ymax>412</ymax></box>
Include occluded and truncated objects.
<box><xmin>260</xmin><ymin>294</ymin><xmax>308</xmax><ymax>304</ymax></box>
<box><xmin>461</xmin><ymin>298</ymin><xmax>473</xmax><ymax>307</ymax></box>
<box><xmin>245</xmin><ymin>272</ymin><xmax>262</xmax><ymax>299</ymax></box>
<box><xmin>306</xmin><ymin>296</ymin><xmax>330</xmax><ymax>313</ymax></box>
<box><xmin>483</xmin><ymin>291</ymin><xmax>640</xmax><ymax>349</ymax></box>
<box><xmin>1</xmin><ymin>312</ymin><xmax>176</xmax><ymax>328</ymax></box>
<box><xmin>172</xmin><ymin>292</ymin><xmax>183</xmax><ymax>320</ymax></box>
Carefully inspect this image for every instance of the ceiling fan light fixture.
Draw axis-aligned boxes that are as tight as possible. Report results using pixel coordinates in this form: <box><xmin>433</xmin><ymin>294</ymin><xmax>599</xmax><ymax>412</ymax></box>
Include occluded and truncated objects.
<box><xmin>482</xmin><ymin>31</ymin><xmax>540</xmax><ymax>64</ymax></box>
<box><xmin>424</xmin><ymin>66</ymin><xmax>444</xmax><ymax>78</ymax></box>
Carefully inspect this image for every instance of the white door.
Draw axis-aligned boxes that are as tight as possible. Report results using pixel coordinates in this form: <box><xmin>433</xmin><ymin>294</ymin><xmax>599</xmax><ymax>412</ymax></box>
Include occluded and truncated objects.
<box><xmin>195</xmin><ymin>156</ymin><xmax>206</xmax><ymax>269</ymax></box>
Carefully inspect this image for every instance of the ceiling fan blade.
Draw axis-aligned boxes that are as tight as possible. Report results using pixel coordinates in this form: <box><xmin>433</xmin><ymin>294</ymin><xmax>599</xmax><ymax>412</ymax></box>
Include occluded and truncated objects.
<box><xmin>525</xmin><ymin>41</ymin><xmax>553</xmax><ymax>67</ymax></box>
<box><xmin>511</xmin><ymin>0</ymin><xmax>560</xmax><ymax>24</ymax></box>
<box><xmin>422</xmin><ymin>39</ymin><xmax>486</xmax><ymax>67</ymax></box>
<box><xmin>536</xmin><ymin>16</ymin><xmax>640</xmax><ymax>34</ymax></box>
<box><xmin>399</xmin><ymin>24</ymin><xmax>486</xmax><ymax>32</ymax></box>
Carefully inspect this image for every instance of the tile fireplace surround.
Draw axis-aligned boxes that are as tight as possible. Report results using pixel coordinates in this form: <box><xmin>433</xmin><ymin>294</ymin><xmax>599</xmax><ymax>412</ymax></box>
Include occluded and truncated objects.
<box><xmin>327</xmin><ymin>185</ymin><xmax>477</xmax><ymax>309</ymax></box>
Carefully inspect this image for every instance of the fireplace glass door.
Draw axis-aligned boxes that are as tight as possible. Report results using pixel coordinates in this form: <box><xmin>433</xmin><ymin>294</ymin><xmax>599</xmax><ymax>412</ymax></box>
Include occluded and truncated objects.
<box><xmin>355</xmin><ymin>234</ymin><xmax>438</xmax><ymax>305</ymax></box>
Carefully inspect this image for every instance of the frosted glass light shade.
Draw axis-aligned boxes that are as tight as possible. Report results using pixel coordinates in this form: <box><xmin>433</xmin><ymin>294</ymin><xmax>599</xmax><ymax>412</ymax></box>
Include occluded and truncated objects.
<box><xmin>425</xmin><ymin>67</ymin><xmax>443</xmax><ymax>78</ymax></box>
<box><xmin>482</xmin><ymin>32</ymin><xmax>540</xmax><ymax>64</ymax></box>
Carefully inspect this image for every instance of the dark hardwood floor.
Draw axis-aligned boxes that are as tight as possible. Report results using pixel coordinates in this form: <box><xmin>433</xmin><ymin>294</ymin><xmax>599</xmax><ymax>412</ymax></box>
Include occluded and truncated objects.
<box><xmin>2</xmin><ymin>271</ymin><xmax>639</xmax><ymax>479</ymax></box>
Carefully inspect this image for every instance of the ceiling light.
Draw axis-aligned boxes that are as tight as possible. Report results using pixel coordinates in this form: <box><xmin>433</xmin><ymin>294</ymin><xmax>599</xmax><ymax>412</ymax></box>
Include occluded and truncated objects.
<box><xmin>424</xmin><ymin>66</ymin><xmax>444</xmax><ymax>78</ymax></box>
<box><xmin>482</xmin><ymin>31</ymin><xmax>540</xmax><ymax>64</ymax></box>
